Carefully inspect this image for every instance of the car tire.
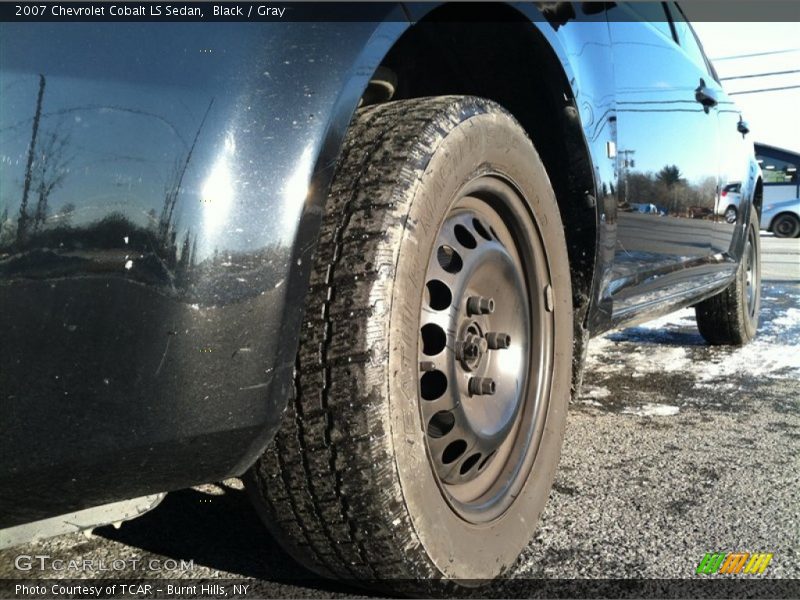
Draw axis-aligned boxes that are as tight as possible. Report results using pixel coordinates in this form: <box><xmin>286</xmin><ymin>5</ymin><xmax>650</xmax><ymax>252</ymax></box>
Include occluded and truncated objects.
<box><xmin>771</xmin><ymin>212</ymin><xmax>800</xmax><ymax>238</ymax></box>
<box><xmin>246</xmin><ymin>96</ymin><xmax>573</xmax><ymax>584</ymax></box>
<box><xmin>695</xmin><ymin>203</ymin><xmax>761</xmax><ymax>345</ymax></box>
<box><xmin>724</xmin><ymin>205</ymin><xmax>737</xmax><ymax>224</ymax></box>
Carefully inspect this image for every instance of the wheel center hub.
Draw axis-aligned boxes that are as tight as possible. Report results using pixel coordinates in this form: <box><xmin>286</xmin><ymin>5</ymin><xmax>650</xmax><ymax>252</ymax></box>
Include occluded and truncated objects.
<box><xmin>456</xmin><ymin>323</ymin><xmax>488</xmax><ymax>370</ymax></box>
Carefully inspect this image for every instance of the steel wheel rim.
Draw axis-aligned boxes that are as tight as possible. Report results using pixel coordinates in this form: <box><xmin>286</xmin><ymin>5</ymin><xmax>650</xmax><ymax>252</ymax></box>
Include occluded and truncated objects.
<box><xmin>745</xmin><ymin>227</ymin><xmax>758</xmax><ymax>318</ymax></box>
<box><xmin>725</xmin><ymin>208</ymin><xmax>737</xmax><ymax>224</ymax></box>
<box><xmin>417</xmin><ymin>174</ymin><xmax>554</xmax><ymax>524</ymax></box>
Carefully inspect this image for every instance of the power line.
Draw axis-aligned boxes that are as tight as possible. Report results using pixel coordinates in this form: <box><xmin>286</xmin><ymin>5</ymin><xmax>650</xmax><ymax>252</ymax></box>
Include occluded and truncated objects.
<box><xmin>712</xmin><ymin>48</ymin><xmax>800</xmax><ymax>61</ymax></box>
<box><xmin>729</xmin><ymin>84</ymin><xmax>800</xmax><ymax>96</ymax></box>
<box><xmin>721</xmin><ymin>69</ymin><xmax>800</xmax><ymax>81</ymax></box>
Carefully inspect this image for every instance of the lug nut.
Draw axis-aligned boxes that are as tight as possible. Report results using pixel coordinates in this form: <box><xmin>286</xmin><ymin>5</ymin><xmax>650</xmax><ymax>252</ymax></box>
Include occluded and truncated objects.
<box><xmin>486</xmin><ymin>332</ymin><xmax>511</xmax><ymax>349</ymax></box>
<box><xmin>419</xmin><ymin>360</ymin><xmax>436</xmax><ymax>372</ymax></box>
<box><xmin>468</xmin><ymin>377</ymin><xmax>496</xmax><ymax>396</ymax></box>
<box><xmin>467</xmin><ymin>296</ymin><xmax>495</xmax><ymax>315</ymax></box>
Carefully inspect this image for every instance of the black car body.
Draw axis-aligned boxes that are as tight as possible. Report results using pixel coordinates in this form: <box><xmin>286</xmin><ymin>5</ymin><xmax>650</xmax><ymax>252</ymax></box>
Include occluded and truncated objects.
<box><xmin>0</xmin><ymin>1</ymin><xmax>761</xmax><ymax>558</ymax></box>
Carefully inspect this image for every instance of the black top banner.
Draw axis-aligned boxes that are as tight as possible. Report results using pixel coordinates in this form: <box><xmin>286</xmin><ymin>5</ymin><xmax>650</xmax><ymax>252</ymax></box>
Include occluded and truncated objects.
<box><xmin>2</xmin><ymin>1</ymin><xmax>800</xmax><ymax>23</ymax></box>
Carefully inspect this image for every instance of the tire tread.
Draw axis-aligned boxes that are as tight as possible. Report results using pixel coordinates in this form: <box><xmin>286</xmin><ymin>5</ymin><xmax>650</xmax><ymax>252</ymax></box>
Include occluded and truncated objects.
<box><xmin>248</xmin><ymin>98</ymin><xmax>485</xmax><ymax>581</ymax></box>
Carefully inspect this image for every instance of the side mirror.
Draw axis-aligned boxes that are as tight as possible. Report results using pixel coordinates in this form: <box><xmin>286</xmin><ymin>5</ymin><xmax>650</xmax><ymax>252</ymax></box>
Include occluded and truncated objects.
<box><xmin>695</xmin><ymin>78</ymin><xmax>718</xmax><ymax>113</ymax></box>
<box><xmin>737</xmin><ymin>118</ymin><xmax>750</xmax><ymax>137</ymax></box>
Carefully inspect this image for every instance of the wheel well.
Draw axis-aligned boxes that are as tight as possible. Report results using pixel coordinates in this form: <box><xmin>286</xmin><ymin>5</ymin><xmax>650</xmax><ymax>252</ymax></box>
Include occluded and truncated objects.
<box><xmin>374</xmin><ymin>3</ymin><xmax>598</xmax><ymax>390</ymax></box>
<box><xmin>753</xmin><ymin>177</ymin><xmax>763</xmax><ymax>219</ymax></box>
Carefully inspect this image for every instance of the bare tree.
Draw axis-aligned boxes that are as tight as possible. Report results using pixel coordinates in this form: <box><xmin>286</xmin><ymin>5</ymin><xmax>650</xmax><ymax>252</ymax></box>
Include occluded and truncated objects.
<box><xmin>32</xmin><ymin>126</ymin><xmax>72</xmax><ymax>231</ymax></box>
<box><xmin>157</xmin><ymin>99</ymin><xmax>214</xmax><ymax>246</ymax></box>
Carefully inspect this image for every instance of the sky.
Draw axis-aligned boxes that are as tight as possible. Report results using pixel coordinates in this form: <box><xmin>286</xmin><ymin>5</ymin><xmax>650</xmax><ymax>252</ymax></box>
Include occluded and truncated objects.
<box><xmin>691</xmin><ymin>22</ymin><xmax>800</xmax><ymax>153</ymax></box>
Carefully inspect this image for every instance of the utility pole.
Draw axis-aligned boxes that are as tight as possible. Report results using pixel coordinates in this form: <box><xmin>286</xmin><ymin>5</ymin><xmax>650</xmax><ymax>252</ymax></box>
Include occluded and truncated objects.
<box><xmin>618</xmin><ymin>149</ymin><xmax>636</xmax><ymax>206</ymax></box>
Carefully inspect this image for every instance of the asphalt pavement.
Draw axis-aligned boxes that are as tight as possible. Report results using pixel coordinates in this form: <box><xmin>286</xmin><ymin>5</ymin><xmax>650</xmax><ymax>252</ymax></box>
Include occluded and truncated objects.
<box><xmin>1</xmin><ymin>239</ymin><xmax>798</xmax><ymax>597</ymax></box>
<box><xmin>761</xmin><ymin>233</ymin><xmax>800</xmax><ymax>281</ymax></box>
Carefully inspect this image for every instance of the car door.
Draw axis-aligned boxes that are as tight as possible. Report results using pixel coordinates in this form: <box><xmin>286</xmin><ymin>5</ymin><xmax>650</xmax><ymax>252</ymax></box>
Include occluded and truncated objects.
<box><xmin>668</xmin><ymin>3</ymin><xmax>751</xmax><ymax>256</ymax></box>
<box><xmin>606</xmin><ymin>2</ymin><xmax>721</xmax><ymax>314</ymax></box>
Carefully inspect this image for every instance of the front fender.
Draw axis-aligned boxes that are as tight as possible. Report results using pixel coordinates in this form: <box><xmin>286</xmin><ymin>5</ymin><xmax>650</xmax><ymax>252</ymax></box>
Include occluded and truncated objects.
<box><xmin>0</xmin><ymin>14</ymin><xmax>408</xmax><ymax>525</ymax></box>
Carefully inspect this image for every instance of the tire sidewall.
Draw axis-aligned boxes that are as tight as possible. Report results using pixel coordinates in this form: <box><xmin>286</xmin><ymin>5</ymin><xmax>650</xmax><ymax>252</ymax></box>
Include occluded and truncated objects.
<box><xmin>387</xmin><ymin>105</ymin><xmax>573</xmax><ymax>579</ymax></box>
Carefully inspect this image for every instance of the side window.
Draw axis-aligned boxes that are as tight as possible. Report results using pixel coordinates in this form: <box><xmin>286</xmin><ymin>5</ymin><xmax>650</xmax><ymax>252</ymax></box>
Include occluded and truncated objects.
<box><xmin>625</xmin><ymin>2</ymin><xmax>675</xmax><ymax>41</ymax></box>
<box><xmin>757</xmin><ymin>152</ymin><xmax>799</xmax><ymax>185</ymax></box>
<box><xmin>667</xmin><ymin>3</ymin><xmax>713</xmax><ymax>77</ymax></box>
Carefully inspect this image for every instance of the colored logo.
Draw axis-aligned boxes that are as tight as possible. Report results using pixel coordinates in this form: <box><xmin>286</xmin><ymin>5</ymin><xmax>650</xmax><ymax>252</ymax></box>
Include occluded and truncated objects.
<box><xmin>696</xmin><ymin>552</ymin><xmax>773</xmax><ymax>575</ymax></box>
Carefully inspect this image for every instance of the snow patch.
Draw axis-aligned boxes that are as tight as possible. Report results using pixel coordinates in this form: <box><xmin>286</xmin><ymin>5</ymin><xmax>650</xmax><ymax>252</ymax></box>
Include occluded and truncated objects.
<box><xmin>584</xmin><ymin>284</ymin><xmax>800</xmax><ymax>398</ymax></box>
<box><xmin>580</xmin><ymin>399</ymin><xmax>604</xmax><ymax>407</ymax></box>
<box><xmin>770</xmin><ymin>307</ymin><xmax>800</xmax><ymax>330</ymax></box>
<box><xmin>695</xmin><ymin>340</ymin><xmax>800</xmax><ymax>382</ymax></box>
<box><xmin>645</xmin><ymin>346</ymin><xmax>691</xmax><ymax>372</ymax></box>
<box><xmin>587</xmin><ymin>341</ymin><xmax>691</xmax><ymax>374</ymax></box>
<box><xmin>584</xmin><ymin>387</ymin><xmax>611</xmax><ymax>399</ymax></box>
<box><xmin>623</xmin><ymin>403</ymin><xmax>680</xmax><ymax>417</ymax></box>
